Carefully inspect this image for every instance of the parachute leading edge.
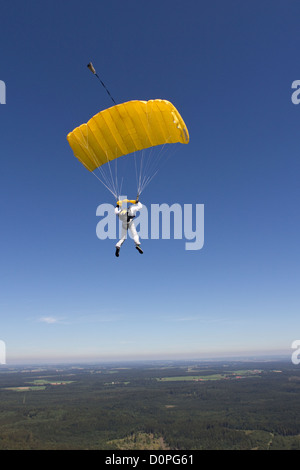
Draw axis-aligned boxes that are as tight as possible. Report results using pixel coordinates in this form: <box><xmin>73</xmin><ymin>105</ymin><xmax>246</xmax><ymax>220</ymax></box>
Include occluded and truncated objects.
<box><xmin>67</xmin><ymin>99</ymin><xmax>189</xmax><ymax>172</ymax></box>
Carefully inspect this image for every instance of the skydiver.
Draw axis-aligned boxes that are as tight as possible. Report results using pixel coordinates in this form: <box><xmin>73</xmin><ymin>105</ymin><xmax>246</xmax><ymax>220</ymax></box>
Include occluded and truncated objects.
<box><xmin>115</xmin><ymin>196</ymin><xmax>143</xmax><ymax>257</ymax></box>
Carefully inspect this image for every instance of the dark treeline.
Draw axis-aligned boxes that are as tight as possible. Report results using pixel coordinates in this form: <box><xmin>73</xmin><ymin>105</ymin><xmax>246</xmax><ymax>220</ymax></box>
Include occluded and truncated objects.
<box><xmin>0</xmin><ymin>361</ymin><xmax>299</xmax><ymax>449</ymax></box>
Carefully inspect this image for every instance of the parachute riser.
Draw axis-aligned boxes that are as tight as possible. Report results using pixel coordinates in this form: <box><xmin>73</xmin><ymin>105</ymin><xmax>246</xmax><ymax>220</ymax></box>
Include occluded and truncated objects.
<box><xmin>117</xmin><ymin>198</ymin><xmax>138</xmax><ymax>207</ymax></box>
<box><xmin>87</xmin><ymin>62</ymin><xmax>117</xmax><ymax>105</ymax></box>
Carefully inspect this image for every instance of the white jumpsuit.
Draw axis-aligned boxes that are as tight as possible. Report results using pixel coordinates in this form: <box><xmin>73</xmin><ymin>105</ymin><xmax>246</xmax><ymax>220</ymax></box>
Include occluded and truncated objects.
<box><xmin>115</xmin><ymin>202</ymin><xmax>142</xmax><ymax>248</ymax></box>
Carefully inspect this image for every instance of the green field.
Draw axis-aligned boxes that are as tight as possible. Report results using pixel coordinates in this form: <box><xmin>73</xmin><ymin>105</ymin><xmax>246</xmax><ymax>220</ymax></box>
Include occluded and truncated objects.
<box><xmin>4</xmin><ymin>379</ymin><xmax>74</xmax><ymax>392</ymax></box>
<box><xmin>157</xmin><ymin>374</ymin><xmax>223</xmax><ymax>381</ymax></box>
<box><xmin>157</xmin><ymin>370</ymin><xmax>262</xmax><ymax>382</ymax></box>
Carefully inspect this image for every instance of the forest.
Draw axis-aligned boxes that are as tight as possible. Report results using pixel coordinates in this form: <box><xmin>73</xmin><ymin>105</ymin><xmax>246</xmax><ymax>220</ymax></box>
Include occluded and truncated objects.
<box><xmin>0</xmin><ymin>360</ymin><xmax>299</xmax><ymax>450</ymax></box>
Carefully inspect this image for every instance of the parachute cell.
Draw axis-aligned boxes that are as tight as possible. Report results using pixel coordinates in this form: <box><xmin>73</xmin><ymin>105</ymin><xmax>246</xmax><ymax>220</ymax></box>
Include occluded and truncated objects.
<box><xmin>67</xmin><ymin>99</ymin><xmax>189</xmax><ymax>172</ymax></box>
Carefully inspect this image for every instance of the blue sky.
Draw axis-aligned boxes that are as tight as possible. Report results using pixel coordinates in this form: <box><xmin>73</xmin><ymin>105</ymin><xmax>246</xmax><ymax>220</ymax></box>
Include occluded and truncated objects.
<box><xmin>1</xmin><ymin>0</ymin><xmax>300</xmax><ymax>364</ymax></box>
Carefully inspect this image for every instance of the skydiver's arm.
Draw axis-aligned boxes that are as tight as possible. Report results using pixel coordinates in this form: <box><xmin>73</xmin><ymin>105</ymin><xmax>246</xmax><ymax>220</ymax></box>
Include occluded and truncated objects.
<box><xmin>115</xmin><ymin>200</ymin><xmax>123</xmax><ymax>215</ymax></box>
<box><xmin>130</xmin><ymin>201</ymin><xmax>142</xmax><ymax>215</ymax></box>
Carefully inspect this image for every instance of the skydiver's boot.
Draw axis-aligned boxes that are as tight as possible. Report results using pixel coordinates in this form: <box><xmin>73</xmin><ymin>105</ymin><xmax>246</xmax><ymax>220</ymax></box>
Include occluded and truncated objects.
<box><xmin>136</xmin><ymin>245</ymin><xmax>143</xmax><ymax>254</ymax></box>
<box><xmin>115</xmin><ymin>246</ymin><xmax>120</xmax><ymax>257</ymax></box>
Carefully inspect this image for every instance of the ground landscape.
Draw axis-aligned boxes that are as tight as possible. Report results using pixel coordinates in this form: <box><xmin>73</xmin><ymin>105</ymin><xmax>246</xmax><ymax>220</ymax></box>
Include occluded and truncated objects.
<box><xmin>0</xmin><ymin>360</ymin><xmax>299</xmax><ymax>450</ymax></box>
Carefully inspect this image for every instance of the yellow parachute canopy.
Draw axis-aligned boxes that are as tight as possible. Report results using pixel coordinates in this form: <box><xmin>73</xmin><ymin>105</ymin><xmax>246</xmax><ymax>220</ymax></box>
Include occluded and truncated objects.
<box><xmin>67</xmin><ymin>99</ymin><xmax>189</xmax><ymax>172</ymax></box>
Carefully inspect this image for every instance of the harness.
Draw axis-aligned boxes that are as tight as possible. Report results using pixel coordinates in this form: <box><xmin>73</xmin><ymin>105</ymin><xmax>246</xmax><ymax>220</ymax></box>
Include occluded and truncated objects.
<box><xmin>119</xmin><ymin>209</ymin><xmax>136</xmax><ymax>228</ymax></box>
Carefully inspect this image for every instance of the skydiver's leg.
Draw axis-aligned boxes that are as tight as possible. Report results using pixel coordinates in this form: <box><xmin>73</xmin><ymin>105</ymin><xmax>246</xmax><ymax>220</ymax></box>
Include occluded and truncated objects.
<box><xmin>115</xmin><ymin>224</ymin><xmax>128</xmax><ymax>252</ymax></box>
<box><xmin>129</xmin><ymin>222</ymin><xmax>140</xmax><ymax>245</ymax></box>
<box><xmin>115</xmin><ymin>234</ymin><xmax>126</xmax><ymax>248</ymax></box>
<box><xmin>129</xmin><ymin>222</ymin><xmax>143</xmax><ymax>254</ymax></box>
